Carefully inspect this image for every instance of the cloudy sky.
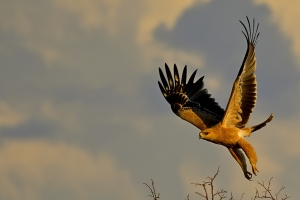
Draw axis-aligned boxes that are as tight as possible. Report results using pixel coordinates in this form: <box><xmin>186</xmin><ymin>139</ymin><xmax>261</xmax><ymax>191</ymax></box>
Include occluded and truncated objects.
<box><xmin>1</xmin><ymin>0</ymin><xmax>300</xmax><ymax>199</ymax></box>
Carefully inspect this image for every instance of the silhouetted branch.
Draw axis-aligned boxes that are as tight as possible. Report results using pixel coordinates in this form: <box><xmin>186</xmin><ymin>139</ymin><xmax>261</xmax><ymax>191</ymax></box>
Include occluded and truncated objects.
<box><xmin>143</xmin><ymin>179</ymin><xmax>160</xmax><ymax>200</ymax></box>
<box><xmin>144</xmin><ymin>167</ymin><xmax>290</xmax><ymax>200</ymax></box>
<box><xmin>252</xmin><ymin>177</ymin><xmax>291</xmax><ymax>200</ymax></box>
<box><xmin>191</xmin><ymin>167</ymin><xmax>231</xmax><ymax>199</ymax></box>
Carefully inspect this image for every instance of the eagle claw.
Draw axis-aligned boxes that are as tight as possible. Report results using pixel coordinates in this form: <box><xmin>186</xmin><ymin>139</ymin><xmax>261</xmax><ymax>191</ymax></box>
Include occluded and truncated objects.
<box><xmin>245</xmin><ymin>171</ymin><xmax>253</xmax><ymax>180</ymax></box>
<box><xmin>252</xmin><ymin>165</ymin><xmax>259</xmax><ymax>176</ymax></box>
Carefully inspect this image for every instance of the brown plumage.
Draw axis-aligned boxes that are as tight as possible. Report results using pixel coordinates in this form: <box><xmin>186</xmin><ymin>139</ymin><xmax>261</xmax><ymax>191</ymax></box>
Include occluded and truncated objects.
<box><xmin>158</xmin><ymin>64</ymin><xmax>224</xmax><ymax>130</ymax></box>
<box><xmin>158</xmin><ymin>17</ymin><xmax>273</xmax><ymax>180</ymax></box>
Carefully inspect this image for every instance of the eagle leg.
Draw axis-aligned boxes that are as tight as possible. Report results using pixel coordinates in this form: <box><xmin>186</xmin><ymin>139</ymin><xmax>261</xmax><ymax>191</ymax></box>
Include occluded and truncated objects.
<box><xmin>237</xmin><ymin>138</ymin><xmax>259</xmax><ymax>176</ymax></box>
<box><xmin>228</xmin><ymin>147</ymin><xmax>252</xmax><ymax>180</ymax></box>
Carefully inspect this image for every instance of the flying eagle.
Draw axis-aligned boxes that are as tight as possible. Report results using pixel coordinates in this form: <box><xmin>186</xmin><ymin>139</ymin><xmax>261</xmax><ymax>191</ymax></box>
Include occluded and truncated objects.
<box><xmin>158</xmin><ymin>17</ymin><xmax>273</xmax><ymax>180</ymax></box>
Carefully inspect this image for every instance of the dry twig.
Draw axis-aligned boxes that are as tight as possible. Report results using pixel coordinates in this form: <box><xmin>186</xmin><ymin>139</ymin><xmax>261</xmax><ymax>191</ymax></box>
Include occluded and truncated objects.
<box><xmin>252</xmin><ymin>177</ymin><xmax>291</xmax><ymax>200</ymax></box>
<box><xmin>143</xmin><ymin>179</ymin><xmax>160</xmax><ymax>200</ymax></box>
<box><xmin>191</xmin><ymin>167</ymin><xmax>228</xmax><ymax>200</ymax></box>
<box><xmin>144</xmin><ymin>168</ymin><xmax>290</xmax><ymax>200</ymax></box>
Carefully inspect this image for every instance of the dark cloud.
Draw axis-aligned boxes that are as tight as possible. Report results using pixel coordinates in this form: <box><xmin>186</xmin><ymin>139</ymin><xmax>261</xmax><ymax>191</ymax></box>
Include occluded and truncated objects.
<box><xmin>0</xmin><ymin>119</ymin><xmax>57</xmax><ymax>139</ymax></box>
<box><xmin>0</xmin><ymin>0</ymin><xmax>300</xmax><ymax>199</ymax></box>
<box><xmin>153</xmin><ymin>0</ymin><xmax>300</xmax><ymax>117</ymax></box>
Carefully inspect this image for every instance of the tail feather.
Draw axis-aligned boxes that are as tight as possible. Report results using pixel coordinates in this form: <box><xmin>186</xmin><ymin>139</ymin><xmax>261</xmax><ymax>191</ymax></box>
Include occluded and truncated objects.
<box><xmin>251</xmin><ymin>113</ymin><xmax>274</xmax><ymax>133</ymax></box>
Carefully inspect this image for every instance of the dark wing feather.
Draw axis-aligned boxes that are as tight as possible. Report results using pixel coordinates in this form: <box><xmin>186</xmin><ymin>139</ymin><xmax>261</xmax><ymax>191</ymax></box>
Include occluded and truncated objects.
<box><xmin>158</xmin><ymin>63</ymin><xmax>224</xmax><ymax>130</ymax></box>
<box><xmin>221</xmin><ymin>17</ymin><xmax>259</xmax><ymax>128</ymax></box>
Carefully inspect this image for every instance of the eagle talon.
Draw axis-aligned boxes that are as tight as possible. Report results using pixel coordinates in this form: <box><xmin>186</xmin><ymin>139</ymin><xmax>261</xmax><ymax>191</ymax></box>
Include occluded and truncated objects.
<box><xmin>158</xmin><ymin>17</ymin><xmax>273</xmax><ymax>180</ymax></box>
<box><xmin>252</xmin><ymin>166</ymin><xmax>259</xmax><ymax>176</ymax></box>
<box><xmin>245</xmin><ymin>171</ymin><xmax>253</xmax><ymax>180</ymax></box>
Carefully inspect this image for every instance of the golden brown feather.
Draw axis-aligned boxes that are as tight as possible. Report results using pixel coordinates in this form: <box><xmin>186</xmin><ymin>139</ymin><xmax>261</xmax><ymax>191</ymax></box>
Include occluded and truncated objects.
<box><xmin>158</xmin><ymin>63</ymin><xmax>224</xmax><ymax>130</ymax></box>
<box><xmin>200</xmin><ymin>17</ymin><xmax>273</xmax><ymax>180</ymax></box>
<box><xmin>158</xmin><ymin>17</ymin><xmax>273</xmax><ymax>180</ymax></box>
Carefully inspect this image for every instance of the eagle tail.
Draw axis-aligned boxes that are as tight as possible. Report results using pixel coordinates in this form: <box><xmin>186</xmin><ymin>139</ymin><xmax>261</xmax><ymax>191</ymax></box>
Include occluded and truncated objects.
<box><xmin>251</xmin><ymin>113</ymin><xmax>274</xmax><ymax>133</ymax></box>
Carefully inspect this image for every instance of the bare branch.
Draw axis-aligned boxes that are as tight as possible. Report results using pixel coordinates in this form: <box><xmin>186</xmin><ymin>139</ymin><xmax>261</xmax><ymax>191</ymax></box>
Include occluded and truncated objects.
<box><xmin>192</xmin><ymin>167</ymin><xmax>230</xmax><ymax>200</ymax></box>
<box><xmin>144</xmin><ymin>168</ymin><xmax>290</xmax><ymax>200</ymax></box>
<box><xmin>253</xmin><ymin>177</ymin><xmax>291</xmax><ymax>200</ymax></box>
<box><xmin>185</xmin><ymin>194</ymin><xmax>190</xmax><ymax>200</ymax></box>
<box><xmin>143</xmin><ymin>179</ymin><xmax>160</xmax><ymax>200</ymax></box>
<box><xmin>240</xmin><ymin>193</ymin><xmax>244</xmax><ymax>200</ymax></box>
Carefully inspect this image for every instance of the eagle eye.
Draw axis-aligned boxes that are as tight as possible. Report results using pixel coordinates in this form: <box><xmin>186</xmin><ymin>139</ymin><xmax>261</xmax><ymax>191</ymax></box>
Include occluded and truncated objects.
<box><xmin>203</xmin><ymin>131</ymin><xmax>209</xmax><ymax>135</ymax></box>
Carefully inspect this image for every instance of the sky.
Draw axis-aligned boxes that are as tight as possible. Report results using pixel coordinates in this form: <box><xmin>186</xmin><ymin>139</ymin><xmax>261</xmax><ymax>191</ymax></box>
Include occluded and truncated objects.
<box><xmin>1</xmin><ymin>0</ymin><xmax>300</xmax><ymax>199</ymax></box>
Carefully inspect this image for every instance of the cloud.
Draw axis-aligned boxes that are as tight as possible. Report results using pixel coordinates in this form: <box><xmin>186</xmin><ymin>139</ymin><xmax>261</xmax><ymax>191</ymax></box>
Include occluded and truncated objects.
<box><xmin>255</xmin><ymin>0</ymin><xmax>300</xmax><ymax>66</ymax></box>
<box><xmin>135</xmin><ymin>0</ymin><xmax>212</xmax><ymax>72</ymax></box>
<box><xmin>0</xmin><ymin>101</ymin><xmax>26</xmax><ymax>127</ymax></box>
<box><xmin>0</xmin><ymin>139</ymin><xmax>143</xmax><ymax>200</ymax></box>
<box><xmin>178</xmin><ymin>159</ymin><xmax>210</xmax><ymax>197</ymax></box>
<box><xmin>143</xmin><ymin>43</ymin><xmax>205</xmax><ymax>71</ymax></box>
<box><xmin>0</xmin><ymin>0</ymin><xmax>125</xmax><ymax>67</ymax></box>
<box><xmin>136</xmin><ymin>0</ymin><xmax>209</xmax><ymax>44</ymax></box>
<box><xmin>1</xmin><ymin>0</ymin><xmax>300</xmax><ymax>199</ymax></box>
<box><xmin>53</xmin><ymin>0</ymin><xmax>121</xmax><ymax>32</ymax></box>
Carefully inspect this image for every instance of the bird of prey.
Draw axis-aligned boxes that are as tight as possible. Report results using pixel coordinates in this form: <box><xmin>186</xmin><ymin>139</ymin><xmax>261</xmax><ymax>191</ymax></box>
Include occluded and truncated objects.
<box><xmin>158</xmin><ymin>17</ymin><xmax>273</xmax><ymax>180</ymax></box>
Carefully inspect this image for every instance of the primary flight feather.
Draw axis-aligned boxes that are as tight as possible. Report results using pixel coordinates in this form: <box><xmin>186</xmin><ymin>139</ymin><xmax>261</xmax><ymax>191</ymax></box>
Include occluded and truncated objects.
<box><xmin>158</xmin><ymin>17</ymin><xmax>273</xmax><ymax>180</ymax></box>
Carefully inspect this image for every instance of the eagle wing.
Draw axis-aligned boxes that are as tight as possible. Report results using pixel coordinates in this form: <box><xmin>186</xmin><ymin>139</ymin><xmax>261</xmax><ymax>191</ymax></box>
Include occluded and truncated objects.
<box><xmin>221</xmin><ymin>17</ymin><xmax>259</xmax><ymax>128</ymax></box>
<box><xmin>158</xmin><ymin>63</ymin><xmax>224</xmax><ymax>130</ymax></box>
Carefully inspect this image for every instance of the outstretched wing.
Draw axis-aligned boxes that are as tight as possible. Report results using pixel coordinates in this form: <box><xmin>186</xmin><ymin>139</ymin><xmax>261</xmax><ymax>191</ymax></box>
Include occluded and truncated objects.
<box><xmin>158</xmin><ymin>63</ymin><xmax>224</xmax><ymax>130</ymax></box>
<box><xmin>221</xmin><ymin>17</ymin><xmax>259</xmax><ymax>128</ymax></box>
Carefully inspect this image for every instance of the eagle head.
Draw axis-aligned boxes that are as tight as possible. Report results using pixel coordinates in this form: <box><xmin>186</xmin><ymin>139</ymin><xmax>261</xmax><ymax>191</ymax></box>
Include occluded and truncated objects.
<box><xmin>199</xmin><ymin>124</ymin><xmax>222</xmax><ymax>145</ymax></box>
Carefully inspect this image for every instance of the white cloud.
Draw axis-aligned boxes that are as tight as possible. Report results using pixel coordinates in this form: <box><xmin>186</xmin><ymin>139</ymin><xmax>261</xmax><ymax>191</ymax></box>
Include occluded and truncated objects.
<box><xmin>0</xmin><ymin>139</ymin><xmax>143</xmax><ymax>200</ymax></box>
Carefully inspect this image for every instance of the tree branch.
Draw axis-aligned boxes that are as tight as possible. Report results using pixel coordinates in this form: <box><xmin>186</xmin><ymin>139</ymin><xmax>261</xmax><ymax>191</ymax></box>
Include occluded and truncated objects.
<box><xmin>144</xmin><ymin>168</ymin><xmax>290</xmax><ymax>200</ymax></box>
<box><xmin>143</xmin><ymin>179</ymin><xmax>160</xmax><ymax>200</ymax></box>
<box><xmin>253</xmin><ymin>177</ymin><xmax>291</xmax><ymax>200</ymax></box>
